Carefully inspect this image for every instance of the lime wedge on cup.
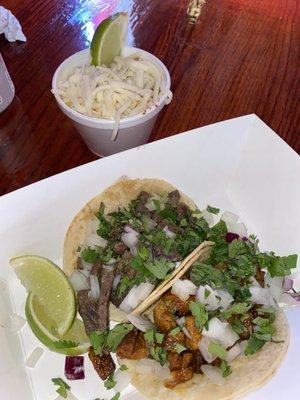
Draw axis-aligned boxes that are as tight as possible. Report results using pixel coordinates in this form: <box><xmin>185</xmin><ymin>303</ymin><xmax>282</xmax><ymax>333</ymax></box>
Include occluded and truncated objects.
<box><xmin>10</xmin><ymin>255</ymin><xmax>76</xmax><ymax>337</ymax></box>
<box><xmin>26</xmin><ymin>293</ymin><xmax>89</xmax><ymax>355</ymax></box>
<box><xmin>90</xmin><ymin>12</ymin><xmax>128</xmax><ymax>66</ymax></box>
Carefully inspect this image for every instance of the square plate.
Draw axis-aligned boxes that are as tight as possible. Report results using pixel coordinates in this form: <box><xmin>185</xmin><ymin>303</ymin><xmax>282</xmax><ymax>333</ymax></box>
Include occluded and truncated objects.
<box><xmin>0</xmin><ymin>114</ymin><xmax>299</xmax><ymax>400</ymax></box>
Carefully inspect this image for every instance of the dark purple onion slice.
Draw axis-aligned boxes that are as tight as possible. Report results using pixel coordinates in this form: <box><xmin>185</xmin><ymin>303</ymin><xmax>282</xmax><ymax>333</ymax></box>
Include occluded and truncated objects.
<box><xmin>225</xmin><ymin>232</ymin><xmax>240</xmax><ymax>243</ymax></box>
<box><xmin>287</xmin><ymin>292</ymin><xmax>300</xmax><ymax>302</ymax></box>
<box><xmin>65</xmin><ymin>356</ymin><xmax>85</xmax><ymax>380</ymax></box>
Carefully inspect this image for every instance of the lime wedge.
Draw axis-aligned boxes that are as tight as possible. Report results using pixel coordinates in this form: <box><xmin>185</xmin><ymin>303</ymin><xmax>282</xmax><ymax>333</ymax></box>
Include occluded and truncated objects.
<box><xmin>26</xmin><ymin>293</ymin><xmax>89</xmax><ymax>355</ymax></box>
<box><xmin>90</xmin><ymin>12</ymin><xmax>128</xmax><ymax>66</ymax></box>
<box><xmin>10</xmin><ymin>255</ymin><xmax>76</xmax><ymax>336</ymax></box>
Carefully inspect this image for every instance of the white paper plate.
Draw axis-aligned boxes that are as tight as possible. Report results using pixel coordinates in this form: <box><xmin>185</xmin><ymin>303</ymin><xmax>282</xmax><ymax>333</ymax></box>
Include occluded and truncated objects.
<box><xmin>0</xmin><ymin>114</ymin><xmax>299</xmax><ymax>400</ymax></box>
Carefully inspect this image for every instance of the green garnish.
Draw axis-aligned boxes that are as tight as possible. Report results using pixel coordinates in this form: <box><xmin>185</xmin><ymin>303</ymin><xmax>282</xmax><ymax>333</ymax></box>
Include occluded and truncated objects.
<box><xmin>145</xmin><ymin>259</ymin><xmax>174</xmax><ymax>280</ymax></box>
<box><xmin>104</xmin><ymin>373</ymin><xmax>116</xmax><ymax>390</ymax></box>
<box><xmin>106</xmin><ymin>323</ymin><xmax>134</xmax><ymax>352</ymax></box>
<box><xmin>144</xmin><ymin>329</ymin><xmax>155</xmax><ymax>344</ymax></box>
<box><xmin>170</xmin><ymin>327</ymin><xmax>181</xmax><ymax>336</ymax></box>
<box><xmin>175</xmin><ymin>344</ymin><xmax>187</xmax><ymax>354</ymax></box>
<box><xmin>51</xmin><ymin>378</ymin><xmax>70</xmax><ymax>398</ymax></box>
<box><xmin>204</xmin><ymin>288</ymin><xmax>210</xmax><ymax>299</ymax></box>
<box><xmin>189</xmin><ymin>301</ymin><xmax>208</xmax><ymax>330</ymax></box>
<box><xmin>111</xmin><ymin>393</ymin><xmax>120</xmax><ymax>400</ymax></box>
<box><xmin>138</xmin><ymin>246</ymin><xmax>149</xmax><ymax>261</ymax></box>
<box><xmin>222</xmin><ymin>303</ymin><xmax>252</xmax><ymax>319</ymax></box>
<box><xmin>155</xmin><ymin>332</ymin><xmax>164</xmax><ymax>344</ymax></box>
<box><xmin>220</xmin><ymin>360</ymin><xmax>232</xmax><ymax>377</ymax></box>
<box><xmin>208</xmin><ymin>342</ymin><xmax>228</xmax><ymax>359</ymax></box>
<box><xmin>89</xmin><ymin>330</ymin><xmax>108</xmax><ymax>356</ymax></box>
<box><xmin>207</xmin><ymin>205</ymin><xmax>220</xmax><ymax>215</ymax></box>
<box><xmin>120</xmin><ymin>364</ymin><xmax>128</xmax><ymax>371</ymax></box>
<box><xmin>244</xmin><ymin>336</ymin><xmax>265</xmax><ymax>355</ymax></box>
<box><xmin>149</xmin><ymin>346</ymin><xmax>167</xmax><ymax>366</ymax></box>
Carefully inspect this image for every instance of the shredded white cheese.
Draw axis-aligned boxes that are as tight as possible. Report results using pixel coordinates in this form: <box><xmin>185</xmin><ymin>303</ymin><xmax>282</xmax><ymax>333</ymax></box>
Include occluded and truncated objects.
<box><xmin>52</xmin><ymin>53</ymin><xmax>172</xmax><ymax>140</ymax></box>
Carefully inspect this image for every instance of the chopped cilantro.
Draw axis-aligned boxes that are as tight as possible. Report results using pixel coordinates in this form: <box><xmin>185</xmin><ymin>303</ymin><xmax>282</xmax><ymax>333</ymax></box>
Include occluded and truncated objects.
<box><xmin>150</xmin><ymin>346</ymin><xmax>167</xmax><ymax>365</ymax></box>
<box><xmin>104</xmin><ymin>373</ymin><xmax>116</xmax><ymax>390</ymax></box>
<box><xmin>189</xmin><ymin>302</ymin><xmax>208</xmax><ymax>330</ymax></box>
<box><xmin>115</xmin><ymin>276</ymin><xmax>136</xmax><ymax>299</ymax></box>
<box><xmin>170</xmin><ymin>327</ymin><xmax>181</xmax><ymax>336</ymax></box>
<box><xmin>111</xmin><ymin>393</ymin><xmax>120</xmax><ymax>400</ymax></box>
<box><xmin>89</xmin><ymin>330</ymin><xmax>108</xmax><ymax>356</ymax></box>
<box><xmin>257</xmin><ymin>307</ymin><xmax>276</xmax><ymax>315</ymax></box>
<box><xmin>244</xmin><ymin>336</ymin><xmax>265</xmax><ymax>355</ymax></box>
<box><xmin>138</xmin><ymin>246</ymin><xmax>149</xmax><ymax>261</ymax></box>
<box><xmin>220</xmin><ymin>360</ymin><xmax>232</xmax><ymax>377</ymax></box>
<box><xmin>145</xmin><ymin>260</ymin><xmax>174</xmax><ymax>280</ymax></box>
<box><xmin>231</xmin><ymin>319</ymin><xmax>245</xmax><ymax>334</ymax></box>
<box><xmin>155</xmin><ymin>332</ymin><xmax>164</xmax><ymax>344</ymax></box>
<box><xmin>208</xmin><ymin>342</ymin><xmax>228</xmax><ymax>359</ymax></box>
<box><xmin>190</xmin><ymin>262</ymin><xmax>223</xmax><ymax>288</ymax></box>
<box><xmin>175</xmin><ymin>344</ymin><xmax>187</xmax><ymax>354</ymax></box>
<box><xmin>106</xmin><ymin>323</ymin><xmax>134</xmax><ymax>352</ymax></box>
<box><xmin>204</xmin><ymin>288</ymin><xmax>210</xmax><ymax>299</ymax></box>
<box><xmin>120</xmin><ymin>364</ymin><xmax>128</xmax><ymax>371</ymax></box>
<box><xmin>81</xmin><ymin>248</ymin><xmax>98</xmax><ymax>263</ymax></box>
<box><xmin>207</xmin><ymin>205</ymin><xmax>220</xmax><ymax>215</ymax></box>
<box><xmin>51</xmin><ymin>378</ymin><xmax>70</xmax><ymax>398</ymax></box>
<box><xmin>268</xmin><ymin>254</ymin><xmax>297</xmax><ymax>277</ymax></box>
<box><xmin>144</xmin><ymin>329</ymin><xmax>155</xmax><ymax>344</ymax></box>
<box><xmin>222</xmin><ymin>303</ymin><xmax>252</xmax><ymax>319</ymax></box>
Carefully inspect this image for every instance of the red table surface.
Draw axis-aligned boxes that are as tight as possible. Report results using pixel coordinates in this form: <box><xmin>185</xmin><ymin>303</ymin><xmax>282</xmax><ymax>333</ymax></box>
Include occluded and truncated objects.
<box><xmin>0</xmin><ymin>0</ymin><xmax>299</xmax><ymax>196</ymax></box>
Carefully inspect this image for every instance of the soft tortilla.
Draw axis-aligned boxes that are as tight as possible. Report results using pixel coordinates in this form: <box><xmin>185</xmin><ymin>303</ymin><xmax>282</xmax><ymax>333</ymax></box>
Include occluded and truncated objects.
<box><xmin>63</xmin><ymin>177</ymin><xmax>204</xmax><ymax>320</ymax></box>
<box><xmin>121</xmin><ymin>310</ymin><xmax>289</xmax><ymax>400</ymax></box>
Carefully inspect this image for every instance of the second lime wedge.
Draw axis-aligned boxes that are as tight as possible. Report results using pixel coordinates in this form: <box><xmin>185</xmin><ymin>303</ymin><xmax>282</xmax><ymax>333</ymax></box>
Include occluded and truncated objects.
<box><xmin>90</xmin><ymin>12</ymin><xmax>128</xmax><ymax>66</ymax></box>
<box><xmin>10</xmin><ymin>255</ymin><xmax>76</xmax><ymax>336</ymax></box>
<box><xmin>26</xmin><ymin>293</ymin><xmax>89</xmax><ymax>355</ymax></box>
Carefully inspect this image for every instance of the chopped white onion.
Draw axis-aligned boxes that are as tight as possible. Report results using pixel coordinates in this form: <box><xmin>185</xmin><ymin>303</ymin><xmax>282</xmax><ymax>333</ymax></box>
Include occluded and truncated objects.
<box><xmin>86</xmin><ymin>218</ymin><xmax>99</xmax><ymax>236</ymax></box>
<box><xmin>69</xmin><ymin>270</ymin><xmax>90</xmax><ymax>291</ymax></box>
<box><xmin>136</xmin><ymin>359</ymin><xmax>171</xmax><ymax>379</ymax></box>
<box><xmin>201</xmin><ymin>365</ymin><xmax>225</xmax><ymax>386</ymax></box>
<box><xmin>176</xmin><ymin>316</ymin><xmax>186</xmax><ymax>326</ymax></box>
<box><xmin>124</xmin><ymin>225</ymin><xmax>139</xmax><ymax>235</ymax></box>
<box><xmin>113</xmin><ymin>275</ymin><xmax>121</xmax><ymax>291</ymax></box>
<box><xmin>221</xmin><ymin>211</ymin><xmax>239</xmax><ymax>224</ymax></box>
<box><xmin>107</xmin><ymin>258</ymin><xmax>117</xmax><ymax>265</ymax></box>
<box><xmin>80</xmin><ymin>269</ymin><xmax>90</xmax><ymax>278</ymax></box>
<box><xmin>129</xmin><ymin>244</ymin><xmax>138</xmax><ymax>256</ymax></box>
<box><xmin>217</xmin><ymin>290</ymin><xmax>234</xmax><ymax>310</ymax></box>
<box><xmin>264</xmin><ymin>274</ymin><xmax>283</xmax><ymax>302</ymax></box>
<box><xmin>201</xmin><ymin>210</ymin><xmax>215</xmax><ymax>227</ymax></box>
<box><xmin>196</xmin><ymin>285</ymin><xmax>220</xmax><ymax>311</ymax></box>
<box><xmin>225</xmin><ymin>342</ymin><xmax>242</xmax><ymax>363</ymax></box>
<box><xmin>121</xmin><ymin>231</ymin><xmax>139</xmax><ymax>248</ymax></box>
<box><xmin>249</xmin><ymin>286</ymin><xmax>276</xmax><ymax>306</ymax></box>
<box><xmin>127</xmin><ymin>314</ymin><xmax>154</xmax><ymax>332</ymax></box>
<box><xmin>198</xmin><ymin>337</ymin><xmax>217</xmax><ymax>363</ymax></box>
<box><xmin>25</xmin><ymin>347</ymin><xmax>44</xmax><ymax>368</ymax></box>
<box><xmin>171</xmin><ymin>279</ymin><xmax>197</xmax><ymax>301</ymax></box>
<box><xmin>119</xmin><ymin>282</ymin><xmax>155</xmax><ymax>313</ymax></box>
<box><xmin>85</xmin><ymin>233</ymin><xmax>107</xmax><ymax>249</ymax></box>
<box><xmin>145</xmin><ymin>194</ymin><xmax>161</xmax><ymax>211</ymax></box>
<box><xmin>81</xmin><ymin>260</ymin><xmax>93</xmax><ymax>271</ymax></box>
<box><xmin>89</xmin><ymin>275</ymin><xmax>100</xmax><ymax>300</ymax></box>
<box><xmin>163</xmin><ymin>226</ymin><xmax>176</xmax><ymax>239</ymax></box>
<box><xmin>182</xmin><ymin>326</ymin><xmax>192</xmax><ymax>339</ymax></box>
<box><xmin>202</xmin><ymin>318</ymin><xmax>239</xmax><ymax>348</ymax></box>
<box><xmin>10</xmin><ymin>314</ymin><xmax>26</xmax><ymax>333</ymax></box>
<box><xmin>114</xmin><ymin>368</ymin><xmax>131</xmax><ymax>393</ymax></box>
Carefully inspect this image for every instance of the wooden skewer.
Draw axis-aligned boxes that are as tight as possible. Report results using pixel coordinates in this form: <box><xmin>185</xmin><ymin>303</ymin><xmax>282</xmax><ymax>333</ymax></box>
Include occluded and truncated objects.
<box><xmin>132</xmin><ymin>240</ymin><xmax>214</xmax><ymax>316</ymax></box>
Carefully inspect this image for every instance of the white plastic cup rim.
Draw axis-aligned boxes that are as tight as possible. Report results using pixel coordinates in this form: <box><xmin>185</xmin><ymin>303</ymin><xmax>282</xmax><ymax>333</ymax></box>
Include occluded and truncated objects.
<box><xmin>51</xmin><ymin>47</ymin><xmax>171</xmax><ymax>129</ymax></box>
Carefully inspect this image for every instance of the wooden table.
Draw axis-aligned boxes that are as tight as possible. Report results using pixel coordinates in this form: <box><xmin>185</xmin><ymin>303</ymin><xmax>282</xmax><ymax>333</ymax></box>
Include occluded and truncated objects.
<box><xmin>0</xmin><ymin>0</ymin><xmax>299</xmax><ymax>195</ymax></box>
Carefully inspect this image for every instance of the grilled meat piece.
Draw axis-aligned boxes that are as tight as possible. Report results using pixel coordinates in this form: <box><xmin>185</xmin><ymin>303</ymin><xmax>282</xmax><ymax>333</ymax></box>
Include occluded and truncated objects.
<box><xmin>164</xmin><ymin>331</ymin><xmax>186</xmax><ymax>353</ymax></box>
<box><xmin>185</xmin><ymin>316</ymin><xmax>202</xmax><ymax>351</ymax></box>
<box><xmin>168</xmin><ymin>352</ymin><xmax>182</xmax><ymax>371</ymax></box>
<box><xmin>192</xmin><ymin>351</ymin><xmax>204</xmax><ymax>374</ymax></box>
<box><xmin>77</xmin><ymin>290</ymin><xmax>98</xmax><ymax>336</ymax></box>
<box><xmin>255</xmin><ymin>267</ymin><xmax>265</xmax><ymax>287</ymax></box>
<box><xmin>165</xmin><ymin>351</ymin><xmax>194</xmax><ymax>388</ymax></box>
<box><xmin>117</xmin><ymin>330</ymin><xmax>148</xmax><ymax>360</ymax></box>
<box><xmin>91</xmin><ymin>261</ymin><xmax>102</xmax><ymax>276</ymax></box>
<box><xmin>153</xmin><ymin>302</ymin><xmax>177</xmax><ymax>332</ymax></box>
<box><xmin>88</xmin><ymin>347</ymin><xmax>115</xmax><ymax>380</ymax></box>
<box><xmin>167</xmin><ymin>190</ymin><xmax>181</xmax><ymax>207</ymax></box>
<box><xmin>210</xmin><ymin>357</ymin><xmax>221</xmax><ymax>367</ymax></box>
<box><xmin>162</xmin><ymin>290</ymin><xmax>190</xmax><ymax>316</ymax></box>
<box><xmin>135</xmin><ymin>191</ymin><xmax>150</xmax><ymax>213</ymax></box>
<box><xmin>114</xmin><ymin>242</ymin><xmax>127</xmax><ymax>255</ymax></box>
<box><xmin>97</xmin><ymin>265</ymin><xmax>115</xmax><ymax>331</ymax></box>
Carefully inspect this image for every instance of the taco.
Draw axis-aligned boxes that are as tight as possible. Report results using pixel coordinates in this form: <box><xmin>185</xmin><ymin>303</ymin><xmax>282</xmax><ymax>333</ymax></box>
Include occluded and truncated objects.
<box><xmin>63</xmin><ymin>177</ymin><xmax>214</xmax><ymax>379</ymax></box>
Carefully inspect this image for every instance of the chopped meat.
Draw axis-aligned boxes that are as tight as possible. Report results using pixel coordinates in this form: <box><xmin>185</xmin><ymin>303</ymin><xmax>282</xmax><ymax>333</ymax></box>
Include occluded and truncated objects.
<box><xmin>177</xmin><ymin>202</ymin><xmax>189</xmax><ymax>219</ymax></box>
<box><xmin>164</xmin><ymin>331</ymin><xmax>186</xmax><ymax>353</ymax></box>
<box><xmin>161</xmin><ymin>290</ymin><xmax>190</xmax><ymax>316</ymax></box>
<box><xmin>88</xmin><ymin>347</ymin><xmax>115</xmax><ymax>380</ymax></box>
<box><xmin>167</xmin><ymin>190</ymin><xmax>181</xmax><ymax>207</ymax></box>
<box><xmin>192</xmin><ymin>351</ymin><xmax>204</xmax><ymax>374</ymax></box>
<box><xmin>136</xmin><ymin>191</ymin><xmax>150</xmax><ymax>213</ymax></box>
<box><xmin>185</xmin><ymin>316</ymin><xmax>202</xmax><ymax>351</ymax></box>
<box><xmin>255</xmin><ymin>267</ymin><xmax>265</xmax><ymax>287</ymax></box>
<box><xmin>150</xmin><ymin>210</ymin><xmax>163</xmax><ymax>224</ymax></box>
<box><xmin>182</xmin><ymin>352</ymin><xmax>194</xmax><ymax>368</ymax></box>
<box><xmin>164</xmin><ymin>366</ymin><xmax>194</xmax><ymax>389</ymax></box>
<box><xmin>97</xmin><ymin>265</ymin><xmax>115</xmax><ymax>331</ymax></box>
<box><xmin>77</xmin><ymin>290</ymin><xmax>98</xmax><ymax>336</ymax></box>
<box><xmin>117</xmin><ymin>330</ymin><xmax>148</xmax><ymax>360</ymax></box>
<box><xmin>115</xmin><ymin>251</ymin><xmax>135</xmax><ymax>277</ymax></box>
<box><xmin>153</xmin><ymin>302</ymin><xmax>177</xmax><ymax>332</ymax></box>
<box><xmin>114</xmin><ymin>242</ymin><xmax>127</xmax><ymax>255</ymax></box>
<box><xmin>109</xmin><ymin>226</ymin><xmax>123</xmax><ymax>237</ymax></box>
<box><xmin>91</xmin><ymin>261</ymin><xmax>102</xmax><ymax>276</ymax></box>
<box><xmin>77</xmin><ymin>257</ymin><xmax>82</xmax><ymax>269</ymax></box>
<box><xmin>167</xmin><ymin>250</ymin><xmax>182</xmax><ymax>262</ymax></box>
<box><xmin>210</xmin><ymin>357</ymin><xmax>221</xmax><ymax>367</ymax></box>
<box><xmin>239</xmin><ymin>312</ymin><xmax>253</xmax><ymax>340</ymax></box>
<box><xmin>168</xmin><ymin>352</ymin><xmax>182</xmax><ymax>371</ymax></box>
